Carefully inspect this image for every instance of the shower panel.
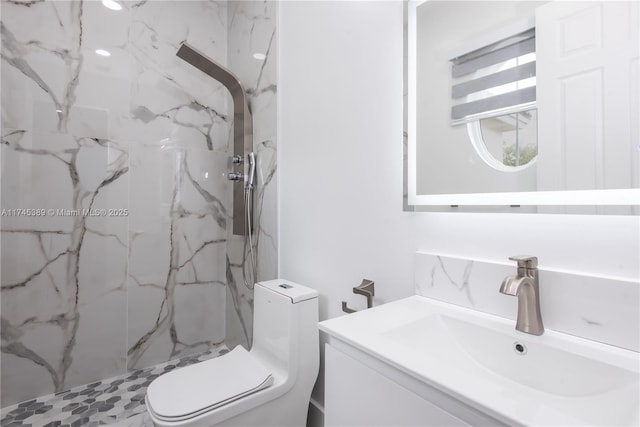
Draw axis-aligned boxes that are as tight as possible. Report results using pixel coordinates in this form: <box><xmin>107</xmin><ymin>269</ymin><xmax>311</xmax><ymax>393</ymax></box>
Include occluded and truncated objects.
<box><xmin>176</xmin><ymin>43</ymin><xmax>253</xmax><ymax>235</ymax></box>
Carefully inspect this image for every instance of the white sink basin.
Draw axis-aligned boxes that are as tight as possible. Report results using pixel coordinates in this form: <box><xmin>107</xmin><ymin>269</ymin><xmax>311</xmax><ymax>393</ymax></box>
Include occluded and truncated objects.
<box><xmin>320</xmin><ymin>296</ymin><xmax>640</xmax><ymax>426</ymax></box>
<box><xmin>382</xmin><ymin>313</ymin><xmax>637</xmax><ymax>398</ymax></box>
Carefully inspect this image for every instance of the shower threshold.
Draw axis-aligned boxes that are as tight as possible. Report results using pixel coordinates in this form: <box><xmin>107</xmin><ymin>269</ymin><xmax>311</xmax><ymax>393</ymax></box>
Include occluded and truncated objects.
<box><xmin>0</xmin><ymin>344</ymin><xmax>229</xmax><ymax>427</ymax></box>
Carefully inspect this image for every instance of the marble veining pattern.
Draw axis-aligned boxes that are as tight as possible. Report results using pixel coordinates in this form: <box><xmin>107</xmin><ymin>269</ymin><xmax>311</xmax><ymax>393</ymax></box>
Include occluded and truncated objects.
<box><xmin>224</xmin><ymin>0</ymin><xmax>278</xmax><ymax>350</ymax></box>
<box><xmin>1</xmin><ymin>128</ymin><xmax>130</xmax><ymax>404</ymax></box>
<box><xmin>1</xmin><ymin>0</ymin><xmax>277</xmax><ymax>408</ymax></box>
<box><xmin>125</xmin><ymin>144</ymin><xmax>228</xmax><ymax>371</ymax></box>
<box><xmin>0</xmin><ymin>2</ymin><xmax>85</xmax><ymax>135</ymax></box>
<box><xmin>415</xmin><ymin>252</ymin><xmax>640</xmax><ymax>351</ymax></box>
<box><xmin>431</xmin><ymin>256</ymin><xmax>475</xmax><ymax>306</ymax></box>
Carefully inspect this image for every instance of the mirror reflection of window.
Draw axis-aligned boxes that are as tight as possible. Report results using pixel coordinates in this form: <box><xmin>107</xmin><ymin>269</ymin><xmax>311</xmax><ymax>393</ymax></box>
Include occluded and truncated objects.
<box><xmin>449</xmin><ymin>28</ymin><xmax>537</xmax><ymax>126</ymax></box>
<box><xmin>479</xmin><ymin>109</ymin><xmax>537</xmax><ymax>167</ymax></box>
<box><xmin>450</xmin><ymin>28</ymin><xmax>538</xmax><ymax>171</ymax></box>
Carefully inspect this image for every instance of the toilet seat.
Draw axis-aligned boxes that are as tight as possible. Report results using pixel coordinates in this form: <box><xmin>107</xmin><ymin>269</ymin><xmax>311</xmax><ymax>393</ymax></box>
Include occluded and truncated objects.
<box><xmin>146</xmin><ymin>346</ymin><xmax>274</xmax><ymax>422</ymax></box>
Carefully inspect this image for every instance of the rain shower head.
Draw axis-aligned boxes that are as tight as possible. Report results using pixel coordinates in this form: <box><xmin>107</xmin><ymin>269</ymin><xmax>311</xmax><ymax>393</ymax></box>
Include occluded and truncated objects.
<box><xmin>176</xmin><ymin>43</ymin><xmax>244</xmax><ymax>99</ymax></box>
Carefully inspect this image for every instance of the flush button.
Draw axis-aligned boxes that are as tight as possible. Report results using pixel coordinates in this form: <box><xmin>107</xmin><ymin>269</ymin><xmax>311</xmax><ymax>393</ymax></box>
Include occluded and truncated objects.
<box><xmin>279</xmin><ymin>284</ymin><xmax>293</xmax><ymax>289</ymax></box>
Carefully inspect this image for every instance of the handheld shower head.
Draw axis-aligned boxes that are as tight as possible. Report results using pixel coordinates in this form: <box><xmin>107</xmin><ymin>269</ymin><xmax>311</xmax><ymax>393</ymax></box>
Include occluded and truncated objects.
<box><xmin>246</xmin><ymin>152</ymin><xmax>256</xmax><ymax>190</ymax></box>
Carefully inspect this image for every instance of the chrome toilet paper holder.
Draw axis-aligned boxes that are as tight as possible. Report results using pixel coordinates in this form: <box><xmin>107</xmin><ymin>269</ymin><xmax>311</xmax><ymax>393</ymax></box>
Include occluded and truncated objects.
<box><xmin>341</xmin><ymin>279</ymin><xmax>375</xmax><ymax>313</ymax></box>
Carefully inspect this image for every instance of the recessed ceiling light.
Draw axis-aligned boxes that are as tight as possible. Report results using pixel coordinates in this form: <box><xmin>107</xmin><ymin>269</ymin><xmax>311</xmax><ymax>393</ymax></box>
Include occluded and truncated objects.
<box><xmin>95</xmin><ymin>49</ymin><xmax>111</xmax><ymax>57</ymax></box>
<box><xmin>253</xmin><ymin>53</ymin><xmax>266</xmax><ymax>61</ymax></box>
<box><xmin>102</xmin><ymin>0</ymin><xmax>122</xmax><ymax>11</ymax></box>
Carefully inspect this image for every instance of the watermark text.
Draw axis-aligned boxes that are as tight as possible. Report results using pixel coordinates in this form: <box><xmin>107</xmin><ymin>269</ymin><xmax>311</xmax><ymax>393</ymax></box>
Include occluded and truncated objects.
<box><xmin>1</xmin><ymin>208</ymin><xmax>129</xmax><ymax>217</ymax></box>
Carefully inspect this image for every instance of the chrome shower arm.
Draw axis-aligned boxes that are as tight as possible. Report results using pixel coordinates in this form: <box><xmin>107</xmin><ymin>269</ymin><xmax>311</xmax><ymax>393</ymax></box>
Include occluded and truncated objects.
<box><xmin>177</xmin><ymin>43</ymin><xmax>242</xmax><ymax>94</ymax></box>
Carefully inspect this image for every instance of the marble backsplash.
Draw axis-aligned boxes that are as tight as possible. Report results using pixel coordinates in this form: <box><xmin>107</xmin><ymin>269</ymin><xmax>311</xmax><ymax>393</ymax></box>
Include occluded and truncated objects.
<box><xmin>0</xmin><ymin>0</ymin><xmax>277</xmax><ymax>407</ymax></box>
<box><xmin>415</xmin><ymin>252</ymin><xmax>640</xmax><ymax>352</ymax></box>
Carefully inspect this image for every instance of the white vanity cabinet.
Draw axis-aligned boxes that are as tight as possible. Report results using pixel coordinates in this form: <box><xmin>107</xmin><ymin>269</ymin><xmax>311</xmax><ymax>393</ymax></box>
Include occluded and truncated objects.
<box><xmin>324</xmin><ymin>340</ymin><xmax>503</xmax><ymax>427</ymax></box>
<box><xmin>320</xmin><ymin>296</ymin><xmax>640</xmax><ymax>426</ymax></box>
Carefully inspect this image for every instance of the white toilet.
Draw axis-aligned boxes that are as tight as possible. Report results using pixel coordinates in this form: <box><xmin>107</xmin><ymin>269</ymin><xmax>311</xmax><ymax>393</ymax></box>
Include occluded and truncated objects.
<box><xmin>145</xmin><ymin>279</ymin><xmax>319</xmax><ymax>426</ymax></box>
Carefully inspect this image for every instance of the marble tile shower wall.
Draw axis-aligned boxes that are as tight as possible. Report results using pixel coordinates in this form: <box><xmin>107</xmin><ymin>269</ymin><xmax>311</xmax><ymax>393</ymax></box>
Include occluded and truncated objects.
<box><xmin>224</xmin><ymin>0</ymin><xmax>277</xmax><ymax>350</ymax></box>
<box><xmin>0</xmin><ymin>0</ymin><xmax>277</xmax><ymax>408</ymax></box>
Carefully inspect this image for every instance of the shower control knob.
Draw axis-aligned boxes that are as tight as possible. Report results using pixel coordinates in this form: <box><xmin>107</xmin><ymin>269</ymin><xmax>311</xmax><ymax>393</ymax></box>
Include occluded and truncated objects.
<box><xmin>228</xmin><ymin>155</ymin><xmax>243</xmax><ymax>169</ymax></box>
<box><xmin>226</xmin><ymin>172</ymin><xmax>243</xmax><ymax>181</ymax></box>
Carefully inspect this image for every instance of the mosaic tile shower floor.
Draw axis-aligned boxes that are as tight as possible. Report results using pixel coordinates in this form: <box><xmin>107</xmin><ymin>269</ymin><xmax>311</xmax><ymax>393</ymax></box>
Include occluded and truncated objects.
<box><xmin>1</xmin><ymin>345</ymin><xmax>229</xmax><ymax>427</ymax></box>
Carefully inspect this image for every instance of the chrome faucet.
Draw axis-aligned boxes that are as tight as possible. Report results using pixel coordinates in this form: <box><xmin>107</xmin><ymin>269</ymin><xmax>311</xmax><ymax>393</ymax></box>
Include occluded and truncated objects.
<box><xmin>500</xmin><ymin>256</ymin><xmax>544</xmax><ymax>335</ymax></box>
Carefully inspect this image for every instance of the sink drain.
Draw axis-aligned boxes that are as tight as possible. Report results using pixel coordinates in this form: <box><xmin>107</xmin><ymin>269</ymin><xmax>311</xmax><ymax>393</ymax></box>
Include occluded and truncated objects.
<box><xmin>513</xmin><ymin>342</ymin><xmax>527</xmax><ymax>355</ymax></box>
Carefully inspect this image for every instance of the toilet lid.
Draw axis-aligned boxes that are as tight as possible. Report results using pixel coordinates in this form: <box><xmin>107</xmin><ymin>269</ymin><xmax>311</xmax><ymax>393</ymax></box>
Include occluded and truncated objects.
<box><xmin>146</xmin><ymin>346</ymin><xmax>274</xmax><ymax>420</ymax></box>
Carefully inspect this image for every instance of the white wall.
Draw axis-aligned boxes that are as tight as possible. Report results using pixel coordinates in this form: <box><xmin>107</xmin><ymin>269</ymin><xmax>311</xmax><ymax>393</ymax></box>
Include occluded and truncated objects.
<box><xmin>278</xmin><ymin>0</ymin><xmax>639</xmax><ymax>422</ymax></box>
<box><xmin>279</xmin><ymin>0</ymin><xmax>415</xmax><ymax>321</ymax></box>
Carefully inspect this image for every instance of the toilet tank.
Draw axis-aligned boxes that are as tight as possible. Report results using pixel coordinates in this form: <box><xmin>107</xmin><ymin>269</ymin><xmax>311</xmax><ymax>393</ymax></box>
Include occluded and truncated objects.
<box><xmin>251</xmin><ymin>280</ymin><xmax>319</xmax><ymax>374</ymax></box>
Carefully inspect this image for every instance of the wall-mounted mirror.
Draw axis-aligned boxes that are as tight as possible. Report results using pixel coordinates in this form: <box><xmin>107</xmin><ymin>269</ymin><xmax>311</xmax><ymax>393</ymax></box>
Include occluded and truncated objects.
<box><xmin>405</xmin><ymin>0</ymin><xmax>640</xmax><ymax>214</ymax></box>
